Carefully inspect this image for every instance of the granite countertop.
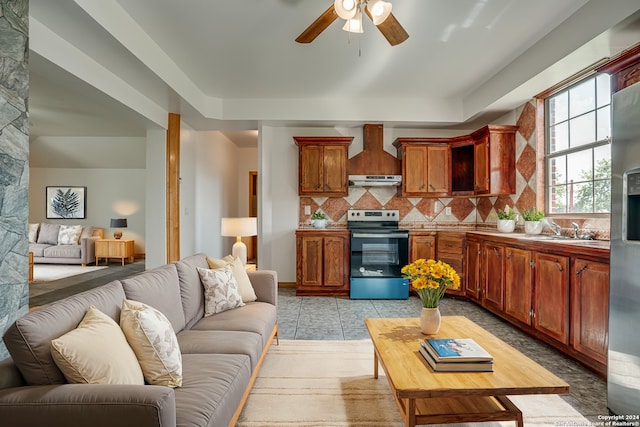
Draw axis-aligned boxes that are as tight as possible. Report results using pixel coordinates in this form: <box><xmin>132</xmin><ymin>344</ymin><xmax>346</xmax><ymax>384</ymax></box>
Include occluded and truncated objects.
<box><xmin>467</xmin><ymin>230</ymin><xmax>610</xmax><ymax>250</ymax></box>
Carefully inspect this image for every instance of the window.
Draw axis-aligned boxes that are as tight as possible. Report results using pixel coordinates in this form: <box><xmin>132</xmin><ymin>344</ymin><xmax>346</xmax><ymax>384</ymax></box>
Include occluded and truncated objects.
<box><xmin>545</xmin><ymin>73</ymin><xmax>611</xmax><ymax>214</ymax></box>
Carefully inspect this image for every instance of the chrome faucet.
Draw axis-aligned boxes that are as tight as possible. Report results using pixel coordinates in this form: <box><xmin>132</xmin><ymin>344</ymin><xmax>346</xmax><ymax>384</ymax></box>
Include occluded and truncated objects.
<box><xmin>571</xmin><ymin>222</ymin><xmax>580</xmax><ymax>239</ymax></box>
<box><xmin>549</xmin><ymin>221</ymin><xmax>562</xmax><ymax>236</ymax></box>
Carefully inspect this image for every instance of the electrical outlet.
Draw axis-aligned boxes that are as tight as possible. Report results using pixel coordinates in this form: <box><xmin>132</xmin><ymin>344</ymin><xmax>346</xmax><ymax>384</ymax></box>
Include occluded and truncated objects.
<box><xmin>445</xmin><ymin>207</ymin><xmax>452</xmax><ymax>216</ymax></box>
<box><xmin>304</xmin><ymin>205</ymin><xmax>311</xmax><ymax>215</ymax></box>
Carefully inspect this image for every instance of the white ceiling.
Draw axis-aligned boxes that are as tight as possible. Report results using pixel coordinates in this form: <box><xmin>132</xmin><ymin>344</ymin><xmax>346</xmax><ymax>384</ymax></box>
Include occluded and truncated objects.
<box><xmin>28</xmin><ymin>0</ymin><xmax>640</xmax><ymax>148</ymax></box>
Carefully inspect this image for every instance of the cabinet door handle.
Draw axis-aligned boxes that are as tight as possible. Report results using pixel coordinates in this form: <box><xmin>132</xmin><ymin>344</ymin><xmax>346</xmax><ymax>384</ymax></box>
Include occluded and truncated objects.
<box><xmin>493</xmin><ymin>247</ymin><xmax>500</xmax><ymax>257</ymax></box>
<box><xmin>429</xmin><ymin>184</ymin><xmax>435</xmax><ymax>191</ymax></box>
<box><xmin>576</xmin><ymin>264</ymin><xmax>588</xmax><ymax>275</ymax></box>
<box><xmin>506</xmin><ymin>251</ymin><xmax>512</xmax><ymax>259</ymax></box>
<box><xmin>554</xmin><ymin>262</ymin><xmax>564</xmax><ymax>272</ymax></box>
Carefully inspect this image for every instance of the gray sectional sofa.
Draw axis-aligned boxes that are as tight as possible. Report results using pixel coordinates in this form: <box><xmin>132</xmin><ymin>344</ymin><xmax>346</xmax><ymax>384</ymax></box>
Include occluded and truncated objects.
<box><xmin>28</xmin><ymin>223</ymin><xmax>102</xmax><ymax>266</ymax></box>
<box><xmin>0</xmin><ymin>253</ymin><xmax>279</xmax><ymax>427</ymax></box>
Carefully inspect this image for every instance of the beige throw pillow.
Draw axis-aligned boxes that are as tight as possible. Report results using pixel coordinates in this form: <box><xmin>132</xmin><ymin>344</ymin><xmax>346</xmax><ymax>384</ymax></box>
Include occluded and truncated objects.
<box><xmin>28</xmin><ymin>223</ymin><xmax>39</xmax><ymax>243</ymax></box>
<box><xmin>120</xmin><ymin>300</ymin><xmax>183</xmax><ymax>388</ymax></box>
<box><xmin>198</xmin><ymin>266</ymin><xmax>245</xmax><ymax>315</ymax></box>
<box><xmin>58</xmin><ymin>225</ymin><xmax>83</xmax><ymax>245</ymax></box>
<box><xmin>50</xmin><ymin>306</ymin><xmax>144</xmax><ymax>385</ymax></box>
<box><xmin>206</xmin><ymin>255</ymin><xmax>257</xmax><ymax>303</ymax></box>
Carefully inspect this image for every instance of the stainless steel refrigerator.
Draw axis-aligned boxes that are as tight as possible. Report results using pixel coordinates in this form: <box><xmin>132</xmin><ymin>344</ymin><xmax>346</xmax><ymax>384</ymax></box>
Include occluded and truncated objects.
<box><xmin>609</xmin><ymin>80</ymin><xmax>640</xmax><ymax>415</ymax></box>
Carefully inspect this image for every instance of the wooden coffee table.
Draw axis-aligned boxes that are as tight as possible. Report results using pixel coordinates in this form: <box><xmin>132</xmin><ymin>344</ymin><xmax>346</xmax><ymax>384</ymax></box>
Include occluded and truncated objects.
<box><xmin>365</xmin><ymin>316</ymin><xmax>569</xmax><ymax>427</ymax></box>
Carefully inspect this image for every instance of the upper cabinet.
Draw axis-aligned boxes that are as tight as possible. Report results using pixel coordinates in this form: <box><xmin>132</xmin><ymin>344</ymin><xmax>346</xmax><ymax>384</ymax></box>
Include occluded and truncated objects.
<box><xmin>393</xmin><ymin>125</ymin><xmax>518</xmax><ymax>197</ymax></box>
<box><xmin>294</xmin><ymin>137</ymin><xmax>353</xmax><ymax>197</ymax></box>
<box><xmin>393</xmin><ymin>140</ymin><xmax>450</xmax><ymax>196</ymax></box>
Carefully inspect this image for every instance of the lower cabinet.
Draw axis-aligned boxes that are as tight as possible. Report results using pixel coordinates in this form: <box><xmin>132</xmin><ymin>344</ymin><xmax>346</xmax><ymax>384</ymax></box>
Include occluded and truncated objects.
<box><xmin>571</xmin><ymin>259</ymin><xmax>609</xmax><ymax>365</ymax></box>
<box><xmin>436</xmin><ymin>232</ymin><xmax>466</xmax><ymax>296</ymax></box>
<box><xmin>295</xmin><ymin>230</ymin><xmax>350</xmax><ymax>296</ymax></box>
<box><xmin>481</xmin><ymin>242</ymin><xmax>505</xmax><ymax>312</ymax></box>
<box><xmin>533</xmin><ymin>253</ymin><xmax>570</xmax><ymax>345</ymax></box>
<box><xmin>465</xmin><ymin>238</ymin><xmax>481</xmax><ymax>300</ymax></box>
<box><xmin>409</xmin><ymin>232</ymin><xmax>435</xmax><ymax>262</ymax></box>
<box><xmin>504</xmin><ymin>247</ymin><xmax>532</xmax><ymax>325</ymax></box>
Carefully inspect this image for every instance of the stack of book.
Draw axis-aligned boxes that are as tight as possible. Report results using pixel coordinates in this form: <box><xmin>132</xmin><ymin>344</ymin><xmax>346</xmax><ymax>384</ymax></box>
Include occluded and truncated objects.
<box><xmin>419</xmin><ymin>338</ymin><xmax>494</xmax><ymax>372</ymax></box>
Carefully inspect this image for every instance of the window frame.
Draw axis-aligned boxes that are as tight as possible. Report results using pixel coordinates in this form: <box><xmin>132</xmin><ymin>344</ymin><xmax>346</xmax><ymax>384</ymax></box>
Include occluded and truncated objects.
<box><xmin>542</xmin><ymin>73</ymin><xmax>612</xmax><ymax>216</ymax></box>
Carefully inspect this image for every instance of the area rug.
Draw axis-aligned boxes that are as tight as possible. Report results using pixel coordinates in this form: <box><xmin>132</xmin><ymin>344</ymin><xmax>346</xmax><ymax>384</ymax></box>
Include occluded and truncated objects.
<box><xmin>236</xmin><ymin>340</ymin><xmax>589</xmax><ymax>427</ymax></box>
<box><xmin>32</xmin><ymin>264</ymin><xmax>107</xmax><ymax>283</ymax></box>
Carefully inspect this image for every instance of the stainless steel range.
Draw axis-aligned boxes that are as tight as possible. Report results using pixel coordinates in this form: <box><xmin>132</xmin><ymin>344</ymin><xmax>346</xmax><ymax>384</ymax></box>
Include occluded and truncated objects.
<box><xmin>348</xmin><ymin>209</ymin><xmax>409</xmax><ymax>299</ymax></box>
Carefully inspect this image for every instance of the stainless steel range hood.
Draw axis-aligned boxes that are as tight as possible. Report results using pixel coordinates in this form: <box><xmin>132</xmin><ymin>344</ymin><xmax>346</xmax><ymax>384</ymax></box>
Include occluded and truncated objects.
<box><xmin>348</xmin><ymin>175</ymin><xmax>402</xmax><ymax>187</ymax></box>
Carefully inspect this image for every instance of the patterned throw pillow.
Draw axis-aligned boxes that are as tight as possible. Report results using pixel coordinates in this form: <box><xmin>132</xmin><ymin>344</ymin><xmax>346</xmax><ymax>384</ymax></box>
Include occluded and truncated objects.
<box><xmin>197</xmin><ymin>266</ymin><xmax>245</xmax><ymax>316</ymax></box>
<box><xmin>58</xmin><ymin>225</ymin><xmax>83</xmax><ymax>245</ymax></box>
<box><xmin>120</xmin><ymin>299</ymin><xmax>182</xmax><ymax>388</ymax></box>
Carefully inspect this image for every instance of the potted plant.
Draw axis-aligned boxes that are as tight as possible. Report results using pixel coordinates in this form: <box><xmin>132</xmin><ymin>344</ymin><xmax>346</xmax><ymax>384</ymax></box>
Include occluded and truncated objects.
<box><xmin>496</xmin><ymin>205</ymin><xmax>517</xmax><ymax>233</ymax></box>
<box><xmin>311</xmin><ymin>210</ymin><xmax>328</xmax><ymax>229</ymax></box>
<box><xmin>522</xmin><ymin>207</ymin><xmax>545</xmax><ymax>235</ymax></box>
<box><xmin>401</xmin><ymin>259</ymin><xmax>461</xmax><ymax>334</ymax></box>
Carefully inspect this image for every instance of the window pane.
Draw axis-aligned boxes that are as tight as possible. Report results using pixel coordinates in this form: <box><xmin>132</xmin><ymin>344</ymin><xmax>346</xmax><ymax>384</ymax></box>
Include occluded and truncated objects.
<box><xmin>569</xmin><ymin>111</ymin><xmax>595</xmax><ymax>148</ymax></box>
<box><xmin>597</xmin><ymin>105</ymin><xmax>611</xmax><ymax>141</ymax></box>
<box><xmin>571</xmin><ymin>182</ymin><xmax>593</xmax><ymax>213</ymax></box>
<box><xmin>548</xmin><ymin>155</ymin><xmax>566</xmax><ymax>185</ymax></box>
<box><xmin>567</xmin><ymin>149</ymin><xmax>593</xmax><ymax>183</ymax></box>
<box><xmin>549</xmin><ymin>122</ymin><xmax>568</xmax><ymax>153</ymax></box>
<box><xmin>594</xmin><ymin>144</ymin><xmax>611</xmax><ymax>179</ymax></box>
<box><xmin>569</xmin><ymin>78</ymin><xmax>595</xmax><ymax>118</ymax></box>
<box><xmin>549</xmin><ymin>92</ymin><xmax>568</xmax><ymax>125</ymax></box>
<box><xmin>596</xmin><ymin>73</ymin><xmax>611</xmax><ymax>108</ymax></box>
<box><xmin>549</xmin><ymin>185</ymin><xmax>567</xmax><ymax>213</ymax></box>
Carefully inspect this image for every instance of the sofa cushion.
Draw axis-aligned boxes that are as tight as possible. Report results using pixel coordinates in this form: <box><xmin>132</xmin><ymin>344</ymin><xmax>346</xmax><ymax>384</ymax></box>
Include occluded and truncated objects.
<box><xmin>37</xmin><ymin>223</ymin><xmax>60</xmax><ymax>244</ymax></box>
<box><xmin>28</xmin><ymin>223</ymin><xmax>39</xmax><ymax>243</ymax></box>
<box><xmin>174</xmin><ymin>253</ymin><xmax>209</xmax><ymax>329</ymax></box>
<box><xmin>121</xmin><ymin>263</ymin><xmax>186</xmax><ymax>333</ymax></box>
<box><xmin>197</xmin><ymin>266</ymin><xmax>245</xmax><ymax>315</ymax></box>
<box><xmin>176</xmin><ymin>353</ymin><xmax>251</xmax><ymax>427</ymax></box>
<box><xmin>177</xmin><ymin>329</ymin><xmax>262</xmax><ymax>370</ymax></box>
<box><xmin>80</xmin><ymin>225</ymin><xmax>94</xmax><ymax>239</ymax></box>
<box><xmin>29</xmin><ymin>243</ymin><xmax>52</xmax><ymax>257</ymax></box>
<box><xmin>43</xmin><ymin>244</ymin><xmax>81</xmax><ymax>259</ymax></box>
<box><xmin>58</xmin><ymin>224</ymin><xmax>83</xmax><ymax>245</ymax></box>
<box><xmin>120</xmin><ymin>299</ymin><xmax>183</xmax><ymax>388</ymax></box>
<box><xmin>3</xmin><ymin>280</ymin><xmax>126</xmax><ymax>385</ymax></box>
<box><xmin>51</xmin><ymin>306</ymin><xmax>144</xmax><ymax>385</ymax></box>
<box><xmin>207</xmin><ymin>255</ymin><xmax>257</xmax><ymax>303</ymax></box>
<box><xmin>191</xmin><ymin>302</ymin><xmax>277</xmax><ymax>347</ymax></box>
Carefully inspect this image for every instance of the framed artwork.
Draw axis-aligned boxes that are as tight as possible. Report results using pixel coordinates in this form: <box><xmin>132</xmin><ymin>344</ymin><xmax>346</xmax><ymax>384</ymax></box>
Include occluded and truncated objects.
<box><xmin>46</xmin><ymin>186</ymin><xmax>87</xmax><ymax>219</ymax></box>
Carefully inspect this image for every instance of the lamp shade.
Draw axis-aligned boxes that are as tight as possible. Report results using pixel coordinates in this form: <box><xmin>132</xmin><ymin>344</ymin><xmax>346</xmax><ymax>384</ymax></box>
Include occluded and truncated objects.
<box><xmin>334</xmin><ymin>0</ymin><xmax>358</xmax><ymax>20</ymax></box>
<box><xmin>342</xmin><ymin>8</ymin><xmax>364</xmax><ymax>33</ymax></box>
<box><xmin>110</xmin><ymin>218</ymin><xmax>128</xmax><ymax>228</ymax></box>
<box><xmin>366</xmin><ymin>0</ymin><xmax>392</xmax><ymax>25</ymax></box>
<box><xmin>221</xmin><ymin>217</ymin><xmax>257</xmax><ymax>237</ymax></box>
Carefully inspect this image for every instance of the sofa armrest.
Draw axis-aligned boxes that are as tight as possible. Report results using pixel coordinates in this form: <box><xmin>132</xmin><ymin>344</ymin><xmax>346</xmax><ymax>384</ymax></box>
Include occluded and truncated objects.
<box><xmin>80</xmin><ymin>235</ymin><xmax>100</xmax><ymax>265</ymax></box>
<box><xmin>0</xmin><ymin>384</ymin><xmax>176</xmax><ymax>427</ymax></box>
<box><xmin>247</xmin><ymin>270</ymin><xmax>278</xmax><ymax>306</ymax></box>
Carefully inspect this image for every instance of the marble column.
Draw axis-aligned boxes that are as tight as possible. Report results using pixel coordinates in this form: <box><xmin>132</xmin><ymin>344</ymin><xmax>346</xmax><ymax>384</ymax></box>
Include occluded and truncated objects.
<box><xmin>0</xmin><ymin>0</ymin><xmax>29</xmax><ymax>360</ymax></box>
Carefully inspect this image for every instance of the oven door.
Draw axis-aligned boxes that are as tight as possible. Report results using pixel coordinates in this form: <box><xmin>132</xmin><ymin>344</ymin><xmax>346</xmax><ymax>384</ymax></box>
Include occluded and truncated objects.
<box><xmin>350</xmin><ymin>230</ymin><xmax>409</xmax><ymax>278</ymax></box>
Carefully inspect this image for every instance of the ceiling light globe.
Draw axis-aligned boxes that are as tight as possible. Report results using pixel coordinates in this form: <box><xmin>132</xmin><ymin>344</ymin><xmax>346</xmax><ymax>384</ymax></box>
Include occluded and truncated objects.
<box><xmin>335</xmin><ymin>0</ymin><xmax>358</xmax><ymax>19</ymax></box>
<box><xmin>366</xmin><ymin>0</ymin><xmax>392</xmax><ymax>25</ymax></box>
<box><xmin>371</xmin><ymin>3</ymin><xmax>384</xmax><ymax>16</ymax></box>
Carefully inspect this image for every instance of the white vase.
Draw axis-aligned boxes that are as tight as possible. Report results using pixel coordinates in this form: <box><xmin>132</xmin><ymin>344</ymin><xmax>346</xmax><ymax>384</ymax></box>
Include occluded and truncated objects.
<box><xmin>525</xmin><ymin>220</ymin><xmax>543</xmax><ymax>235</ymax></box>
<box><xmin>419</xmin><ymin>307</ymin><xmax>441</xmax><ymax>335</ymax></box>
<box><xmin>497</xmin><ymin>219</ymin><xmax>515</xmax><ymax>233</ymax></box>
<box><xmin>312</xmin><ymin>219</ymin><xmax>327</xmax><ymax>229</ymax></box>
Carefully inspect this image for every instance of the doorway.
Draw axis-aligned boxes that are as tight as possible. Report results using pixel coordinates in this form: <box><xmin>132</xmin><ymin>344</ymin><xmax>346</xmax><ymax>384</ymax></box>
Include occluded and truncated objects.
<box><xmin>248</xmin><ymin>171</ymin><xmax>257</xmax><ymax>263</ymax></box>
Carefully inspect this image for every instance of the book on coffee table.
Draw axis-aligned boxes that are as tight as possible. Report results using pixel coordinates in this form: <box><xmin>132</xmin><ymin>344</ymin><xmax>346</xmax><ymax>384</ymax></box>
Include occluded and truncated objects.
<box><xmin>419</xmin><ymin>345</ymin><xmax>494</xmax><ymax>372</ymax></box>
<box><xmin>422</xmin><ymin>338</ymin><xmax>493</xmax><ymax>363</ymax></box>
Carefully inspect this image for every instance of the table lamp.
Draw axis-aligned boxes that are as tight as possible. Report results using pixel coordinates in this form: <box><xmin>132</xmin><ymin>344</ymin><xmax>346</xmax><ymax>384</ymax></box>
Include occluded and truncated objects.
<box><xmin>110</xmin><ymin>218</ymin><xmax>128</xmax><ymax>239</ymax></box>
<box><xmin>221</xmin><ymin>217</ymin><xmax>257</xmax><ymax>265</ymax></box>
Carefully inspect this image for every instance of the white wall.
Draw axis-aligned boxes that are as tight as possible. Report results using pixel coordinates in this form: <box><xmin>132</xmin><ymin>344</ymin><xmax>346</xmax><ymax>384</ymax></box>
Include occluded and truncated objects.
<box><xmin>145</xmin><ymin>129</ymin><xmax>166</xmax><ymax>268</ymax></box>
<box><xmin>29</xmin><ymin>168</ymin><xmax>146</xmax><ymax>254</ymax></box>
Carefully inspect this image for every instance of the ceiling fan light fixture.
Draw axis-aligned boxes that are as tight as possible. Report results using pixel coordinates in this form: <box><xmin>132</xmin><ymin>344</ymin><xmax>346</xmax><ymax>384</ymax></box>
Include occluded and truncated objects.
<box><xmin>342</xmin><ymin>8</ymin><xmax>364</xmax><ymax>33</ymax></box>
<box><xmin>335</xmin><ymin>0</ymin><xmax>358</xmax><ymax>20</ymax></box>
<box><xmin>366</xmin><ymin>0</ymin><xmax>392</xmax><ymax>25</ymax></box>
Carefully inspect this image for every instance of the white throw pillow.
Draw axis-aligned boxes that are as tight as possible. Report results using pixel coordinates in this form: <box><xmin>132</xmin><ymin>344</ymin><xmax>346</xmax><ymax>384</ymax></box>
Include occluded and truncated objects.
<box><xmin>58</xmin><ymin>225</ymin><xmax>83</xmax><ymax>245</ymax></box>
<box><xmin>50</xmin><ymin>306</ymin><xmax>144</xmax><ymax>385</ymax></box>
<box><xmin>206</xmin><ymin>255</ymin><xmax>257</xmax><ymax>303</ymax></box>
<box><xmin>197</xmin><ymin>266</ymin><xmax>245</xmax><ymax>316</ymax></box>
<box><xmin>120</xmin><ymin>299</ymin><xmax>183</xmax><ymax>388</ymax></box>
<box><xmin>28</xmin><ymin>223</ymin><xmax>39</xmax><ymax>243</ymax></box>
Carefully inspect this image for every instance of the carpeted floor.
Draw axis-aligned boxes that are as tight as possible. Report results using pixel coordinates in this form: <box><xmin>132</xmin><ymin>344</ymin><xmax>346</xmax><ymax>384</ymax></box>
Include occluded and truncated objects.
<box><xmin>237</xmin><ymin>340</ymin><xmax>589</xmax><ymax>427</ymax></box>
<box><xmin>31</xmin><ymin>264</ymin><xmax>107</xmax><ymax>284</ymax></box>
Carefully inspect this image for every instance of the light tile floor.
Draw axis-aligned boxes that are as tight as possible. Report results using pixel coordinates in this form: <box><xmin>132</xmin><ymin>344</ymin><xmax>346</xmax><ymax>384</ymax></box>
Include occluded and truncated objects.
<box><xmin>277</xmin><ymin>287</ymin><xmax>608</xmax><ymax>422</ymax></box>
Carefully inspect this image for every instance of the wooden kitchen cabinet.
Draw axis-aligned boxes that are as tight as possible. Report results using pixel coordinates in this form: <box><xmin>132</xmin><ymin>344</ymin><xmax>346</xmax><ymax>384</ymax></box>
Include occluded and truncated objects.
<box><xmin>504</xmin><ymin>247</ymin><xmax>533</xmax><ymax>325</ymax></box>
<box><xmin>409</xmin><ymin>232</ymin><xmax>435</xmax><ymax>262</ymax></box>
<box><xmin>482</xmin><ymin>242</ymin><xmax>505</xmax><ymax>312</ymax></box>
<box><xmin>571</xmin><ymin>258</ymin><xmax>609</xmax><ymax>365</ymax></box>
<box><xmin>533</xmin><ymin>252</ymin><xmax>570</xmax><ymax>345</ymax></box>
<box><xmin>436</xmin><ymin>232</ymin><xmax>466</xmax><ymax>296</ymax></box>
<box><xmin>471</xmin><ymin>125</ymin><xmax>517</xmax><ymax>195</ymax></box>
<box><xmin>294</xmin><ymin>137</ymin><xmax>352</xmax><ymax>197</ymax></box>
<box><xmin>465</xmin><ymin>238</ymin><xmax>482</xmax><ymax>300</ymax></box>
<box><xmin>393</xmin><ymin>139</ymin><xmax>450</xmax><ymax>196</ymax></box>
<box><xmin>95</xmin><ymin>239</ymin><xmax>134</xmax><ymax>266</ymax></box>
<box><xmin>295</xmin><ymin>230</ymin><xmax>350</xmax><ymax>296</ymax></box>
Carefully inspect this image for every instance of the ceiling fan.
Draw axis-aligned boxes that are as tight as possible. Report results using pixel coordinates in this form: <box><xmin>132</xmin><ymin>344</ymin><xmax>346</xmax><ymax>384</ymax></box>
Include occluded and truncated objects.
<box><xmin>295</xmin><ymin>0</ymin><xmax>409</xmax><ymax>46</ymax></box>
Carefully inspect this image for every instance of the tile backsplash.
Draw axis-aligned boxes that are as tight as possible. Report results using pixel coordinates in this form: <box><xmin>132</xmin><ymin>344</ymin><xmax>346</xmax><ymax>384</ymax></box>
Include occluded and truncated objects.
<box><xmin>298</xmin><ymin>100</ymin><xmax>610</xmax><ymax>239</ymax></box>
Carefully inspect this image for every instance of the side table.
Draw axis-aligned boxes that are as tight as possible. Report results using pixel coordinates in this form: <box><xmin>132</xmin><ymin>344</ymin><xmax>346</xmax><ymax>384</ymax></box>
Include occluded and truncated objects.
<box><xmin>95</xmin><ymin>239</ymin><xmax>135</xmax><ymax>266</ymax></box>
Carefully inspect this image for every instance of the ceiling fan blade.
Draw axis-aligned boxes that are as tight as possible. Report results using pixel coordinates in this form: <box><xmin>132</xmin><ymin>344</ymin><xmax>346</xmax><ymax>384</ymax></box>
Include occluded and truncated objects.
<box><xmin>295</xmin><ymin>5</ymin><xmax>338</xmax><ymax>43</ymax></box>
<box><xmin>364</xmin><ymin>9</ymin><xmax>409</xmax><ymax>46</ymax></box>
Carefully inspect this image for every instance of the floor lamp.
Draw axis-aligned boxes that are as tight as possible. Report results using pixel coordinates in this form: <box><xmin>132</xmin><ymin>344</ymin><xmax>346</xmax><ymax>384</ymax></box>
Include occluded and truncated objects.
<box><xmin>221</xmin><ymin>217</ymin><xmax>257</xmax><ymax>265</ymax></box>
